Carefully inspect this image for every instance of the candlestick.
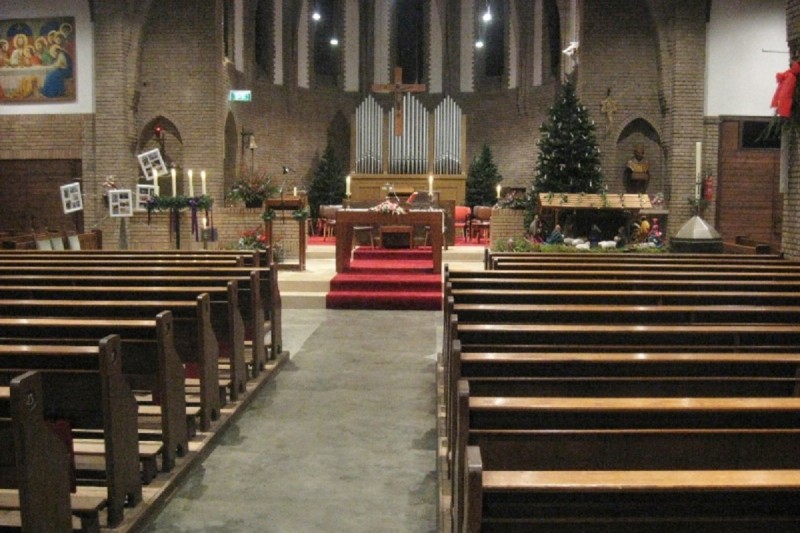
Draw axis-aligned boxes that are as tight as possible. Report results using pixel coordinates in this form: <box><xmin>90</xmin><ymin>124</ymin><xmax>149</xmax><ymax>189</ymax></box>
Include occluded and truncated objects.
<box><xmin>188</xmin><ymin>169</ymin><xmax>194</xmax><ymax>197</ymax></box>
<box><xmin>428</xmin><ymin>174</ymin><xmax>434</xmax><ymax>195</ymax></box>
<box><xmin>346</xmin><ymin>175</ymin><xmax>351</xmax><ymax>196</ymax></box>
<box><xmin>201</xmin><ymin>170</ymin><xmax>207</xmax><ymax>195</ymax></box>
<box><xmin>171</xmin><ymin>168</ymin><xmax>177</xmax><ymax>196</ymax></box>
<box><xmin>153</xmin><ymin>169</ymin><xmax>159</xmax><ymax>196</ymax></box>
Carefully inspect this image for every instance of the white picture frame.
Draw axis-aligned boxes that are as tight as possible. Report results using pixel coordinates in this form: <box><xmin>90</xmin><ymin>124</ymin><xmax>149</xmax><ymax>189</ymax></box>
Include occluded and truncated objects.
<box><xmin>108</xmin><ymin>189</ymin><xmax>134</xmax><ymax>218</ymax></box>
<box><xmin>60</xmin><ymin>182</ymin><xmax>83</xmax><ymax>214</ymax></box>
<box><xmin>136</xmin><ymin>184</ymin><xmax>156</xmax><ymax>211</ymax></box>
<box><xmin>137</xmin><ymin>148</ymin><xmax>168</xmax><ymax>179</ymax></box>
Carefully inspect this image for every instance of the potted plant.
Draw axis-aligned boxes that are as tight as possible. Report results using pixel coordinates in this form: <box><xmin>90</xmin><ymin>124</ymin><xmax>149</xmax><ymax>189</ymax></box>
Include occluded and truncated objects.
<box><xmin>227</xmin><ymin>167</ymin><xmax>279</xmax><ymax>208</ymax></box>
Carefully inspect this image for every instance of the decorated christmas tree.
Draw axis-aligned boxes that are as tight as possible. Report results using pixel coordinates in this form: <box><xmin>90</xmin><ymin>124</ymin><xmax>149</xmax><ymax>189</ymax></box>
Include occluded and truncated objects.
<box><xmin>526</xmin><ymin>81</ymin><xmax>604</xmax><ymax>225</ymax></box>
<box><xmin>466</xmin><ymin>144</ymin><xmax>503</xmax><ymax>208</ymax></box>
<box><xmin>308</xmin><ymin>141</ymin><xmax>346</xmax><ymax>221</ymax></box>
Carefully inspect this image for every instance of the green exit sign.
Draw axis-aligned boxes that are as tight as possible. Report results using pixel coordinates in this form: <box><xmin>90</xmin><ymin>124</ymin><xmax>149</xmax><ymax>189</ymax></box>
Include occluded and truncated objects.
<box><xmin>228</xmin><ymin>90</ymin><xmax>252</xmax><ymax>102</ymax></box>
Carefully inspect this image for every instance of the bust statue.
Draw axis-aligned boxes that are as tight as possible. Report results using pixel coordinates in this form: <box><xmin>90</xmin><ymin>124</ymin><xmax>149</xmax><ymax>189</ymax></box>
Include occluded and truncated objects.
<box><xmin>624</xmin><ymin>144</ymin><xmax>650</xmax><ymax>193</ymax></box>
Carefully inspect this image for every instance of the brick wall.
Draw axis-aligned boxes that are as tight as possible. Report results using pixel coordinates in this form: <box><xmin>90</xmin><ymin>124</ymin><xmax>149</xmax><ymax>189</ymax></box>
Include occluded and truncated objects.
<box><xmin>785</xmin><ymin>0</ymin><xmax>800</xmax><ymax>257</ymax></box>
<box><xmin>0</xmin><ymin>1</ymin><xmax>749</xmax><ymax>251</ymax></box>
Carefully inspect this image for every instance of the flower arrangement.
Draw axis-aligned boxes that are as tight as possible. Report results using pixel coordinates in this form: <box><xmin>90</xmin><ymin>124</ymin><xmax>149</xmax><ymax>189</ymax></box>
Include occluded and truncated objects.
<box><xmin>495</xmin><ymin>190</ymin><xmax>529</xmax><ymax>210</ymax></box>
<box><xmin>237</xmin><ymin>228</ymin><xmax>270</xmax><ymax>250</ymax></box>
<box><xmin>370</xmin><ymin>199</ymin><xmax>407</xmax><ymax>215</ymax></box>
<box><xmin>227</xmin><ymin>167</ymin><xmax>279</xmax><ymax>206</ymax></box>
<box><xmin>261</xmin><ymin>208</ymin><xmax>277</xmax><ymax>222</ymax></box>
<box><xmin>291</xmin><ymin>206</ymin><xmax>310</xmax><ymax>220</ymax></box>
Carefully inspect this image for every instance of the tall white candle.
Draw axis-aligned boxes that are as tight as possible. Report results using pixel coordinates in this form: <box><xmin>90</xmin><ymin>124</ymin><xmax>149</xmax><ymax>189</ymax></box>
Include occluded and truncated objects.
<box><xmin>188</xmin><ymin>169</ymin><xmax>194</xmax><ymax>197</ymax></box>
<box><xmin>171</xmin><ymin>168</ymin><xmax>177</xmax><ymax>196</ymax></box>
<box><xmin>293</xmin><ymin>186</ymin><xmax>297</xmax><ymax>197</ymax></box>
<box><xmin>496</xmin><ymin>184</ymin><xmax>502</xmax><ymax>199</ymax></box>
<box><xmin>346</xmin><ymin>175</ymin><xmax>351</xmax><ymax>196</ymax></box>
<box><xmin>201</xmin><ymin>170</ymin><xmax>207</xmax><ymax>195</ymax></box>
<box><xmin>695</xmin><ymin>142</ymin><xmax>702</xmax><ymax>199</ymax></box>
<box><xmin>153</xmin><ymin>169</ymin><xmax>159</xmax><ymax>196</ymax></box>
<box><xmin>428</xmin><ymin>175</ymin><xmax>434</xmax><ymax>195</ymax></box>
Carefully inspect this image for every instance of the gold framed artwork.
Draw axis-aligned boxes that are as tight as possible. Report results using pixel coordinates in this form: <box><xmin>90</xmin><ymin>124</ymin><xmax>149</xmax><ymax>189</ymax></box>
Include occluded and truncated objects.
<box><xmin>0</xmin><ymin>17</ymin><xmax>76</xmax><ymax>103</ymax></box>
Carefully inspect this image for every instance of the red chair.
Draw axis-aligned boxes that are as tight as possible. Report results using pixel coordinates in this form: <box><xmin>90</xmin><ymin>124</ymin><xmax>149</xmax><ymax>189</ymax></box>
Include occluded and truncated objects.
<box><xmin>454</xmin><ymin>205</ymin><xmax>472</xmax><ymax>242</ymax></box>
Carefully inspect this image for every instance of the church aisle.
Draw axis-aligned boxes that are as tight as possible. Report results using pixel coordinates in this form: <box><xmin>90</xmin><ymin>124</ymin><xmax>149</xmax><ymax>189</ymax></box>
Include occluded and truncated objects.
<box><xmin>143</xmin><ymin>308</ymin><xmax>440</xmax><ymax>533</ymax></box>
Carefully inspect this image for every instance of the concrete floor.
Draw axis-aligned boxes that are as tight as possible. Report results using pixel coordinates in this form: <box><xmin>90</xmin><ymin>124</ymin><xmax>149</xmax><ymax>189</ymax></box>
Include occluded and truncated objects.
<box><xmin>140</xmin><ymin>244</ymin><xmax>484</xmax><ymax>532</ymax></box>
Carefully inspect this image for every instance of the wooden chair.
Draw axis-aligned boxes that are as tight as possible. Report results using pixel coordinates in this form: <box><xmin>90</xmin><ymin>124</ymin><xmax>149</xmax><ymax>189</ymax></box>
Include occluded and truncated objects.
<box><xmin>454</xmin><ymin>205</ymin><xmax>472</xmax><ymax>242</ymax></box>
<box><xmin>320</xmin><ymin>205</ymin><xmax>341</xmax><ymax>241</ymax></box>
<box><xmin>470</xmin><ymin>206</ymin><xmax>492</xmax><ymax>243</ymax></box>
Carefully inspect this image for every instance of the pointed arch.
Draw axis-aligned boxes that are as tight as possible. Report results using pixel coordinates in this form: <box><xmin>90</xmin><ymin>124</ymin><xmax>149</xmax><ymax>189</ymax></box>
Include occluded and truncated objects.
<box><xmin>224</xmin><ymin>112</ymin><xmax>239</xmax><ymax>194</ymax></box>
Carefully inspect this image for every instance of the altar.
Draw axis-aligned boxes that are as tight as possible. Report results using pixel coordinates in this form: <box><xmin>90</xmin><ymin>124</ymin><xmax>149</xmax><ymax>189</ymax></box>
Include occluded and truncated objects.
<box><xmin>335</xmin><ymin>209</ymin><xmax>444</xmax><ymax>274</ymax></box>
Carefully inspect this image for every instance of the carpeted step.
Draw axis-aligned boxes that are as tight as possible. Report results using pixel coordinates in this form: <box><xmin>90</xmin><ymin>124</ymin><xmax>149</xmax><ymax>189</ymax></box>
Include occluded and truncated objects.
<box><xmin>346</xmin><ymin>259</ymin><xmax>434</xmax><ymax>274</ymax></box>
<box><xmin>329</xmin><ymin>273</ymin><xmax>442</xmax><ymax>292</ymax></box>
<box><xmin>326</xmin><ymin>290</ymin><xmax>442</xmax><ymax>310</ymax></box>
<box><xmin>352</xmin><ymin>247</ymin><xmax>433</xmax><ymax>261</ymax></box>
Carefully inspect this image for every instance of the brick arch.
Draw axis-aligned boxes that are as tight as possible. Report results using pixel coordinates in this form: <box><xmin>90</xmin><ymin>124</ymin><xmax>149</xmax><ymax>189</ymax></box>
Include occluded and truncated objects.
<box><xmin>223</xmin><ymin>112</ymin><xmax>239</xmax><ymax>194</ymax></box>
<box><xmin>136</xmin><ymin>115</ymin><xmax>183</xmax><ymax>173</ymax></box>
<box><xmin>614</xmin><ymin>117</ymin><xmax>665</xmax><ymax>195</ymax></box>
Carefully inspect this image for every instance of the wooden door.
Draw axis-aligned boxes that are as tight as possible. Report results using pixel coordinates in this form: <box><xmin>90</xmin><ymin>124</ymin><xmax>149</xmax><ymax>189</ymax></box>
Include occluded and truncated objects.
<box><xmin>716</xmin><ymin>119</ymin><xmax>781</xmax><ymax>248</ymax></box>
<box><xmin>0</xmin><ymin>159</ymin><xmax>83</xmax><ymax>233</ymax></box>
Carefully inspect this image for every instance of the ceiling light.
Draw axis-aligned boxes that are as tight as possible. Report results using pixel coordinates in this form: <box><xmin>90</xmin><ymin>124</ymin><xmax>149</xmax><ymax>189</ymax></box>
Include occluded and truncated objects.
<box><xmin>483</xmin><ymin>8</ymin><xmax>492</xmax><ymax>22</ymax></box>
<box><xmin>330</xmin><ymin>37</ymin><xmax>339</xmax><ymax>46</ymax></box>
<box><xmin>312</xmin><ymin>11</ymin><xmax>321</xmax><ymax>21</ymax></box>
<box><xmin>475</xmin><ymin>40</ymin><xmax>484</xmax><ymax>49</ymax></box>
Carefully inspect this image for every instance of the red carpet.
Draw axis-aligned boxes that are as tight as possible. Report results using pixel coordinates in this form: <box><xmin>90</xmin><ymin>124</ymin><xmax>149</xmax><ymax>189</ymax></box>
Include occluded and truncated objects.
<box><xmin>326</xmin><ymin>247</ymin><xmax>442</xmax><ymax>310</ymax></box>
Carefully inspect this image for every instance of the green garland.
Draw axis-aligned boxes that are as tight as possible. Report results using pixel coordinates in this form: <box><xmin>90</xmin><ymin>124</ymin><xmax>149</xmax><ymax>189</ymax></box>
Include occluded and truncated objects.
<box><xmin>148</xmin><ymin>194</ymin><xmax>214</xmax><ymax>211</ymax></box>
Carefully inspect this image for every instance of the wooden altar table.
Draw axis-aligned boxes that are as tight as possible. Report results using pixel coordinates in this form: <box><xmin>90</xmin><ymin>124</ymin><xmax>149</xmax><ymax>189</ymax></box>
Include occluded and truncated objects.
<box><xmin>335</xmin><ymin>209</ymin><xmax>444</xmax><ymax>274</ymax></box>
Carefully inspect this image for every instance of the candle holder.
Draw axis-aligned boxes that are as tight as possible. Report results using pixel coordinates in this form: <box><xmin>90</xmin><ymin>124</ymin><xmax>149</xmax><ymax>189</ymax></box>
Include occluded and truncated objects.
<box><xmin>344</xmin><ymin>193</ymin><xmax>352</xmax><ymax>209</ymax></box>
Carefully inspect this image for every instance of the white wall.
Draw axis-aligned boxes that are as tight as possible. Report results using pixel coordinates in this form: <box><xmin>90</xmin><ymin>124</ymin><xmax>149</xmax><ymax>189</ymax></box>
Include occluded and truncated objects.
<box><xmin>0</xmin><ymin>0</ymin><xmax>94</xmax><ymax>115</ymax></box>
<box><xmin>706</xmin><ymin>0</ymin><xmax>787</xmax><ymax>117</ymax></box>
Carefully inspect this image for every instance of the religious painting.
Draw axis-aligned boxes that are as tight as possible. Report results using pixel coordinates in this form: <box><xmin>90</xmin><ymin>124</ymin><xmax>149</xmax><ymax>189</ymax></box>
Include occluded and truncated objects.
<box><xmin>0</xmin><ymin>17</ymin><xmax>76</xmax><ymax>103</ymax></box>
<box><xmin>60</xmin><ymin>182</ymin><xmax>82</xmax><ymax>213</ymax></box>
<box><xmin>137</xmin><ymin>148</ymin><xmax>169</xmax><ymax>178</ymax></box>
<box><xmin>108</xmin><ymin>189</ymin><xmax>133</xmax><ymax>218</ymax></box>
<box><xmin>136</xmin><ymin>184</ymin><xmax>155</xmax><ymax>211</ymax></box>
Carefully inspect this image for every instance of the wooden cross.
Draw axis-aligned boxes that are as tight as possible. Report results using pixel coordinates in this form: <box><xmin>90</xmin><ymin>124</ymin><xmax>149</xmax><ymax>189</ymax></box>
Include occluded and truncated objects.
<box><xmin>371</xmin><ymin>66</ymin><xmax>426</xmax><ymax>136</ymax></box>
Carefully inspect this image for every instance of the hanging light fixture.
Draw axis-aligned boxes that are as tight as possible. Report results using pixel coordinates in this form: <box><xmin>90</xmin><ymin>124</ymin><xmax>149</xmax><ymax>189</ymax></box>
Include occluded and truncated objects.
<box><xmin>330</xmin><ymin>36</ymin><xmax>339</xmax><ymax>46</ymax></box>
<box><xmin>482</xmin><ymin>2</ymin><xmax>492</xmax><ymax>23</ymax></box>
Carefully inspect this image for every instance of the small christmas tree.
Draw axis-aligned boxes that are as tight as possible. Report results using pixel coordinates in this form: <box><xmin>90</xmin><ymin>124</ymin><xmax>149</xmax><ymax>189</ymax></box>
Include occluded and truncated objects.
<box><xmin>466</xmin><ymin>144</ymin><xmax>503</xmax><ymax>208</ymax></box>
<box><xmin>526</xmin><ymin>81</ymin><xmax>604</xmax><ymax>225</ymax></box>
<box><xmin>308</xmin><ymin>142</ymin><xmax>346</xmax><ymax>221</ymax></box>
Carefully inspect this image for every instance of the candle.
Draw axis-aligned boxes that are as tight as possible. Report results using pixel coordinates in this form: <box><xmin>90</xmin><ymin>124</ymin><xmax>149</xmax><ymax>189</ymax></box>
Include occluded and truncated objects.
<box><xmin>695</xmin><ymin>142</ymin><xmax>702</xmax><ymax>199</ymax></box>
<box><xmin>201</xmin><ymin>170</ymin><xmax>207</xmax><ymax>195</ymax></box>
<box><xmin>428</xmin><ymin>174</ymin><xmax>434</xmax><ymax>195</ymax></box>
<box><xmin>153</xmin><ymin>169</ymin><xmax>159</xmax><ymax>196</ymax></box>
<box><xmin>171</xmin><ymin>168</ymin><xmax>177</xmax><ymax>196</ymax></box>
<box><xmin>293</xmin><ymin>186</ymin><xmax>297</xmax><ymax>197</ymax></box>
<box><xmin>188</xmin><ymin>169</ymin><xmax>194</xmax><ymax>197</ymax></box>
<box><xmin>496</xmin><ymin>184</ymin><xmax>502</xmax><ymax>199</ymax></box>
<box><xmin>346</xmin><ymin>175</ymin><xmax>351</xmax><ymax>196</ymax></box>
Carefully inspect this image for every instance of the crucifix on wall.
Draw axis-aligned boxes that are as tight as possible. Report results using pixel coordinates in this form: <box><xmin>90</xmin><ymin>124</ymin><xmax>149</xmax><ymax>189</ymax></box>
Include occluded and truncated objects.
<box><xmin>371</xmin><ymin>66</ymin><xmax>426</xmax><ymax>136</ymax></box>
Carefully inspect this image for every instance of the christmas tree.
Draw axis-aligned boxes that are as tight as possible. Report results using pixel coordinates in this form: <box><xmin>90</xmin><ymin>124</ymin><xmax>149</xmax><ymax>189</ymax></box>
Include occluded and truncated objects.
<box><xmin>308</xmin><ymin>142</ymin><xmax>346</xmax><ymax>221</ymax></box>
<box><xmin>466</xmin><ymin>144</ymin><xmax>503</xmax><ymax>208</ymax></box>
<box><xmin>526</xmin><ymin>81</ymin><xmax>604</xmax><ymax>225</ymax></box>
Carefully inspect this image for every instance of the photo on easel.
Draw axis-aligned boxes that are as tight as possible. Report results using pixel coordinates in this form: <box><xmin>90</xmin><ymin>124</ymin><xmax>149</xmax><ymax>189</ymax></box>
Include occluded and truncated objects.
<box><xmin>108</xmin><ymin>189</ymin><xmax>133</xmax><ymax>217</ymax></box>
<box><xmin>137</xmin><ymin>148</ymin><xmax>168</xmax><ymax>179</ymax></box>
<box><xmin>136</xmin><ymin>184</ymin><xmax>155</xmax><ymax>211</ymax></box>
<box><xmin>60</xmin><ymin>182</ymin><xmax>83</xmax><ymax>213</ymax></box>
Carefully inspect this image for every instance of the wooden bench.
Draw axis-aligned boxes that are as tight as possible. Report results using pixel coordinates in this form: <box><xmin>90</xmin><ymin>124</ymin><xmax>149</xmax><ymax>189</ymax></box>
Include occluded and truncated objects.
<box><xmin>0</xmin><ymin>283</ymin><xmax>247</xmax><ymax>402</ymax></box>
<box><xmin>0</xmin><ymin>265</ymin><xmax>280</xmax><ymax>370</ymax></box>
<box><xmin>0</xmin><ymin>294</ymin><xmax>223</xmax><ymax>432</ymax></box>
<box><xmin>456</xmin><ymin>382</ymin><xmax>800</xmax><ymax>531</ymax></box>
<box><xmin>0</xmin><ymin>336</ymin><xmax>141</xmax><ymax>527</ymax></box>
<box><xmin>483</xmin><ymin>249</ymin><xmax>787</xmax><ymax>269</ymax></box>
<box><xmin>723</xmin><ymin>236</ymin><xmax>773</xmax><ymax>255</ymax></box>
<box><xmin>0</xmin><ymin>313</ymin><xmax>188</xmax><ymax>472</ymax></box>
<box><xmin>0</xmin><ymin>371</ymin><xmax>107</xmax><ymax>532</ymax></box>
<box><xmin>0</xmin><ymin>247</ymin><xmax>265</xmax><ymax>266</ymax></box>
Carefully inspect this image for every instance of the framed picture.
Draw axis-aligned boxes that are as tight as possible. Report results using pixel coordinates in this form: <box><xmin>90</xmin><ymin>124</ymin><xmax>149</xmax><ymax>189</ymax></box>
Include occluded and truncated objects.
<box><xmin>60</xmin><ymin>182</ymin><xmax>83</xmax><ymax>213</ymax></box>
<box><xmin>0</xmin><ymin>17</ymin><xmax>77</xmax><ymax>104</ymax></box>
<box><xmin>137</xmin><ymin>148</ymin><xmax>168</xmax><ymax>179</ymax></box>
<box><xmin>108</xmin><ymin>189</ymin><xmax>133</xmax><ymax>218</ymax></box>
<box><xmin>136</xmin><ymin>184</ymin><xmax>155</xmax><ymax>211</ymax></box>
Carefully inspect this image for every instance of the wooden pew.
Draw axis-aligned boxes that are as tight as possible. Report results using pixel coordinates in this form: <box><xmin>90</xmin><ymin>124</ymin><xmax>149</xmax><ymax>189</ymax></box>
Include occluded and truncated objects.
<box><xmin>0</xmin><ymin>266</ymin><xmax>280</xmax><ymax>370</ymax></box>
<box><xmin>0</xmin><ymin>248</ymin><xmax>265</xmax><ymax>266</ymax></box>
<box><xmin>0</xmin><ymin>294</ymin><xmax>222</xmax><ymax>432</ymax></box>
<box><xmin>0</xmin><ymin>336</ymin><xmax>141</xmax><ymax>527</ymax></box>
<box><xmin>483</xmin><ymin>250</ymin><xmax>787</xmax><ymax>269</ymax></box>
<box><xmin>0</xmin><ymin>371</ymin><xmax>107</xmax><ymax>532</ymax></box>
<box><xmin>455</xmin><ymin>381</ymin><xmax>800</xmax><ymax>532</ymax></box>
<box><xmin>0</xmin><ymin>284</ymin><xmax>247</xmax><ymax>402</ymax></box>
<box><xmin>488</xmin><ymin>257</ymin><xmax>800</xmax><ymax>271</ymax></box>
<box><xmin>0</xmin><ymin>313</ymin><xmax>188</xmax><ymax>472</ymax></box>
<box><xmin>465</xmin><ymin>448</ymin><xmax>800</xmax><ymax>532</ymax></box>
<box><xmin>452</xmin><ymin>267</ymin><xmax>800</xmax><ymax>282</ymax></box>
